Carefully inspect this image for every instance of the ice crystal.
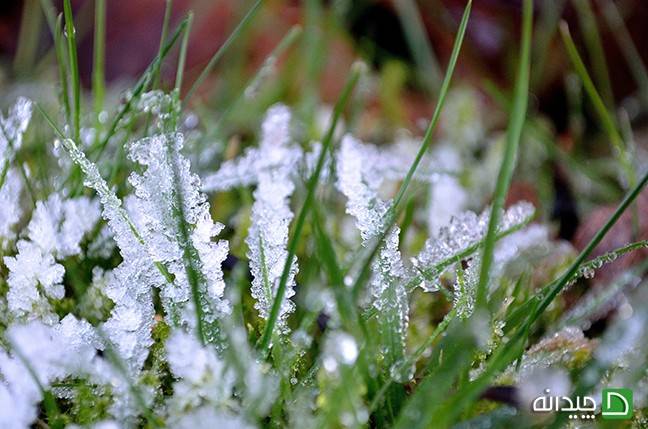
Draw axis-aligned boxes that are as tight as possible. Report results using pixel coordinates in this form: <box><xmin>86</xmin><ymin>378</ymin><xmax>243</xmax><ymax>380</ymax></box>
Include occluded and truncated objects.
<box><xmin>336</xmin><ymin>135</ymin><xmax>408</xmax><ymax>363</ymax></box>
<box><xmin>414</xmin><ymin>201</ymin><xmax>535</xmax><ymax>292</ymax></box>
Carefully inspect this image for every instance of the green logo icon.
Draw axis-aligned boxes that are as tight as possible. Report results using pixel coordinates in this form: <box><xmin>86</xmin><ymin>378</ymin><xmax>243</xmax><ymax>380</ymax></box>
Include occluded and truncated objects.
<box><xmin>601</xmin><ymin>388</ymin><xmax>633</xmax><ymax>420</ymax></box>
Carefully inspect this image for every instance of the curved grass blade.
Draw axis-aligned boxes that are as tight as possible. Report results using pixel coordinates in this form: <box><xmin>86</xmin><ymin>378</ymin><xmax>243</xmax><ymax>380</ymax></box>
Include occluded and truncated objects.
<box><xmin>560</xmin><ymin>21</ymin><xmax>636</xmax><ymax>189</ymax></box>
<box><xmin>475</xmin><ymin>0</ymin><xmax>532</xmax><ymax>309</ymax></box>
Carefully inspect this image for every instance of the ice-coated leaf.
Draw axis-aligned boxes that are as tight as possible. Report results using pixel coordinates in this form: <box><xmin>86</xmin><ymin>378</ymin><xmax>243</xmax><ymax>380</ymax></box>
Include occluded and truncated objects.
<box><xmin>336</xmin><ymin>134</ymin><xmax>409</xmax><ymax>366</ymax></box>
<box><xmin>244</xmin><ymin>105</ymin><xmax>298</xmax><ymax>328</ymax></box>
<box><xmin>128</xmin><ymin>131</ymin><xmax>230</xmax><ymax>338</ymax></box>
<box><xmin>414</xmin><ymin>201</ymin><xmax>535</xmax><ymax>292</ymax></box>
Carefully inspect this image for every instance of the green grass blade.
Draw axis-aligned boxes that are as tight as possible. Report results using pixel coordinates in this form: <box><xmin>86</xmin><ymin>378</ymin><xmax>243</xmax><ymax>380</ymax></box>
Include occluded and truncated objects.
<box><xmin>182</xmin><ymin>0</ymin><xmax>264</xmax><ymax>107</ymax></box>
<box><xmin>393</xmin><ymin>0</ymin><xmax>442</xmax><ymax>95</ymax></box>
<box><xmin>92</xmin><ymin>0</ymin><xmax>106</xmax><ymax>124</ymax></box>
<box><xmin>175</xmin><ymin>11</ymin><xmax>194</xmax><ymax>93</ymax></box>
<box><xmin>13</xmin><ymin>0</ymin><xmax>42</xmax><ymax>77</ymax></box>
<box><xmin>54</xmin><ymin>14</ymin><xmax>71</xmax><ymax>127</ymax></box>
<box><xmin>153</xmin><ymin>0</ymin><xmax>174</xmax><ymax>90</ymax></box>
<box><xmin>475</xmin><ymin>0</ymin><xmax>532</xmax><ymax>309</ymax></box>
<box><xmin>63</xmin><ymin>0</ymin><xmax>81</xmax><ymax>143</ymax></box>
<box><xmin>560</xmin><ymin>21</ymin><xmax>636</xmax><ymax>188</ymax></box>
<box><xmin>390</xmin><ymin>0</ymin><xmax>471</xmax><ymax>213</ymax></box>
<box><xmin>597</xmin><ymin>0</ymin><xmax>648</xmax><ymax>107</ymax></box>
<box><xmin>572</xmin><ymin>0</ymin><xmax>614</xmax><ymax>109</ymax></box>
<box><xmin>258</xmin><ymin>61</ymin><xmax>365</xmax><ymax>354</ymax></box>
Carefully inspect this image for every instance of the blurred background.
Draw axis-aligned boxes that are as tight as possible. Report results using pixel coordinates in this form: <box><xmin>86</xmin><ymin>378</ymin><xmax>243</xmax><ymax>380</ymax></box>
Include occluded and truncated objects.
<box><xmin>1</xmin><ymin>0</ymin><xmax>647</xmax><ymax>284</ymax></box>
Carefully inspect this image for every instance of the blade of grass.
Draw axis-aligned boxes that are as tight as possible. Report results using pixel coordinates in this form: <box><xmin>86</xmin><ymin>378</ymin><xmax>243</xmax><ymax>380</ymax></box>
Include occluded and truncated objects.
<box><xmin>174</xmin><ymin>11</ymin><xmax>194</xmax><ymax>94</ymax></box>
<box><xmin>572</xmin><ymin>0</ymin><xmax>614</xmax><ymax>109</ymax></box>
<box><xmin>596</xmin><ymin>0</ymin><xmax>648</xmax><ymax>108</ymax></box>
<box><xmin>63</xmin><ymin>0</ymin><xmax>81</xmax><ymax>143</ymax></box>
<box><xmin>92</xmin><ymin>0</ymin><xmax>106</xmax><ymax>125</ymax></box>
<box><xmin>475</xmin><ymin>0</ymin><xmax>532</xmax><ymax>309</ymax></box>
<box><xmin>182</xmin><ymin>0</ymin><xmax>264</xmax><ymax>107</ymax></box>
<box><xmin>390</xmin><ymin>0</ymin><xmax>471</xmax><ymax>213</ymax></box>
<box><xmin>13</xmin><ymin>0</ymin><xmax>42</xmax><ymax>77</ymax></box>
<box><xmin>54</xmin><ymin>14</ymin><xmax>72</xmax><ymax>127</ymax></box>
<box><xmin>258</xmin><ymin>61</ymin><xmax>365</xmax><ymax>355</ymax></box>
<box><xmin>393</xmin><ymin>0</ymin><xmax>442</xmax><ymax>95</ymax></box>
<box><xmin>153</xmin><ymin>0</ymin><xmax>174</xmax><ymax>90</ymax></box>
<box><xmin>560</xmin><ymin>21</ymin><xmax>636</xmax><ymax>189</ymax></box>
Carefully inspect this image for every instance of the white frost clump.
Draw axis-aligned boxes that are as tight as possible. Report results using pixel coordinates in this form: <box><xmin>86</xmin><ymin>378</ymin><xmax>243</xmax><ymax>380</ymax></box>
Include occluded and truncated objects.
<box><xmin>4</xmin><ymin>193</ymin><xmax>100</xmax><ymax>323</ymax></box>
<box><xmin>0</xmin><ymin>316</ymin><xmax>99</xmax><ymax>428</ymax></box>
<box><xmin>27</xmin><ymin>193</ymin><xmax>100</xmax><ymax>258</ymax></box>
<box><xmin>336</xmin><ymin>135</ymin><xmax>409</xmax><ymax>362</ymax></box>
<box><xmin>4</xmin><ymin>240</ymin><xmax>64</xmax><ymax>323</ymax></box>
<box><xmin>165</xmin><ymin>330</ymin><xmax>235</xmax><ymax>414</ymax></box>
<box><xmin>414</xmin><ymin>201</ymin><xmax>535</xmax><ymax>292</ymax></box>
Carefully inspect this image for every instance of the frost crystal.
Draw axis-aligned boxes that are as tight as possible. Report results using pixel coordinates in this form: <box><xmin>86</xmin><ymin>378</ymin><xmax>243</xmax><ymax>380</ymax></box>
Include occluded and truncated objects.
<box><xmin>336</xmin><ymin>135</ymin><xmax>408</xmax><ymax>363</ymax></box>
<box><xmin>414</xmin><ymin>201</ymin><xmax>535</xmax><ymax>291</ymax></box>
